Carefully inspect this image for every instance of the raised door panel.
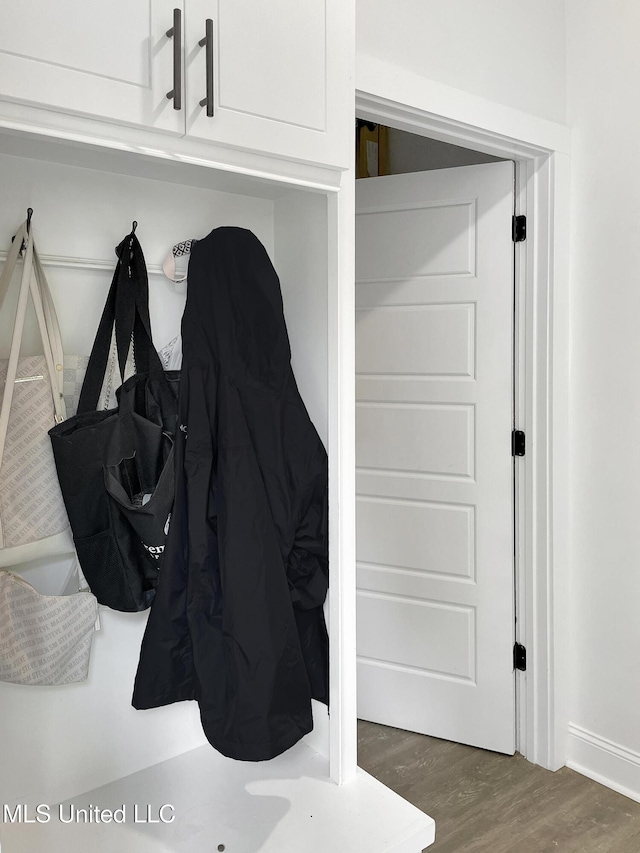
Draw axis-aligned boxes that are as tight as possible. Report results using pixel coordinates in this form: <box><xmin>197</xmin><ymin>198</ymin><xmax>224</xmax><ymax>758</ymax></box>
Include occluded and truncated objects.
<box><xmin>184</xmin><ymin>0</ymin><xmax>350</xmax><ymax>167</ymax></box>
<box><xmin>357</xmin><ymin>496</ymin><xmax>475</xmax><ymax>579</ymax></box>
<box><xmin>356</xmin><ymin>402</ymin><xmax>475</xmax><ymax>478</ymax></box>
<box><xmin>0</xmin><ymin>0</ymin><xmax>183</xmax><ymax>133</ymax></box>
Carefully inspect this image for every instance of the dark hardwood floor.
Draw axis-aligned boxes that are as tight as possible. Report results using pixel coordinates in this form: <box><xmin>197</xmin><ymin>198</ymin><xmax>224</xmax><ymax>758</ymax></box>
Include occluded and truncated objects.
<box><xmin>357</xmin><ymin>720</ymin><xmax>640</xmax><ymax>852</ymax></box>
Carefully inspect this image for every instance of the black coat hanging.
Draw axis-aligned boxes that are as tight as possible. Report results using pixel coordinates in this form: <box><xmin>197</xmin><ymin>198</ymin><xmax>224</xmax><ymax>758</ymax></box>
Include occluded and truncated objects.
<box><xmin>132</xmin><ymin>226</ymin><xmax>329</xmax><ymax>761</ymax></box>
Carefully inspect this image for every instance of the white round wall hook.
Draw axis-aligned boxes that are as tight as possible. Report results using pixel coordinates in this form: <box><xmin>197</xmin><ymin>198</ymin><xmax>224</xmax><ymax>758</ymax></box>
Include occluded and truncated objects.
<box><xmin>162</xmin><ymin>239</ymin><xmax>197</xmax><ymax>293</ymax></box>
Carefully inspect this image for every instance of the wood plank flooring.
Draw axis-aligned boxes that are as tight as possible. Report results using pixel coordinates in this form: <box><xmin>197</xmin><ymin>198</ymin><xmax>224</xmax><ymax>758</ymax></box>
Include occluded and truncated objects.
<box><xmin>357</xmin><ymin>720</ymin><xmax>640</xmax><ymax>852</ymax></box>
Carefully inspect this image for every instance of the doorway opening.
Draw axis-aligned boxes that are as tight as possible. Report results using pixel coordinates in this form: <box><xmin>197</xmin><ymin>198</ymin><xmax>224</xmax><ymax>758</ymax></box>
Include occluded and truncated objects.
<box><xmin>354</xmin><ymin>120</ymin><xmax>519</xmax><ymax>756</ymax></box>
<box><xmin>352</xmin><ymin>92</ymin><xmax>569</xmax><ymax>772</ymax></box>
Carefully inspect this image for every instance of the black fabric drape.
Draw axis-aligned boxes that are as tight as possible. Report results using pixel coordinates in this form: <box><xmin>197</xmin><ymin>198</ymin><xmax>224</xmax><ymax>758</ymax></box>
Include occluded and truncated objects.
<box><xmin>132</xmin><ymin>227</ymin><xmax>329</xmax><ymax>761</ymax></box>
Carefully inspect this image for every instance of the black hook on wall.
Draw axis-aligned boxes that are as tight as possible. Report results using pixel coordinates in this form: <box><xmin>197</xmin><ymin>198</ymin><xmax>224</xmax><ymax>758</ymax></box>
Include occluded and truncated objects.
<box><xmin>127</xmin><ymin>220</ymin><xmax>138</xmax><ymax>274</ymax></box>
<box><xmin>11</xmin><ymin>207</ymin><xmax>34</xmax><ymax>255</ymax></box>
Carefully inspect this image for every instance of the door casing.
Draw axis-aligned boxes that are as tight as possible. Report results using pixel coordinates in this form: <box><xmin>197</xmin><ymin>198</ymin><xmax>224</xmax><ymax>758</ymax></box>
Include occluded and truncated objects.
<box><xmin>355</xmin><ymin>89</ymin><xmax>571</xmax><ymax>772</ymax></box>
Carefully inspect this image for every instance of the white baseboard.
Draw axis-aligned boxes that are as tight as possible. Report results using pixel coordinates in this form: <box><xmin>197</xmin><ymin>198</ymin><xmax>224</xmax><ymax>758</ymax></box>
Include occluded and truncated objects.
<box><xmin>567</xmin><ymin>723</ymin><xmax>640</xmax><ymax>803</ymax></box>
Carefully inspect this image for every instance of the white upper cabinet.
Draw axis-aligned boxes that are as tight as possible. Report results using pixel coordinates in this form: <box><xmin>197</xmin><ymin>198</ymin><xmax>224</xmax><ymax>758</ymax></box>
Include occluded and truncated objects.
<box><xmin>0</xmin><ymin>0</ymin><xmax>350</xmax><ymax>168</ymax></box>
<box><xmin>183</xmin><ymin>0</ymin><xmax>348</xmax><ymax>166</ymax></box>
<box><xmin>0</xmin><ymin>0</ymin><xmax>184</xmax><ymax>135</ymax></box>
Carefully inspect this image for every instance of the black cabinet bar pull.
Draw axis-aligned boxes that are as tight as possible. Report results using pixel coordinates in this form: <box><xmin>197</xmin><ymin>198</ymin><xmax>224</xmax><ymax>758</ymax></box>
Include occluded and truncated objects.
<box><xmin>166</xmin><ymin>8</ymin><xmax>182</xmax><ymax>110</ymax></box>
<box><xmin>198</xmin><ymin>18</ymin><xmax>214</xmax><ymax>117</ymax></box>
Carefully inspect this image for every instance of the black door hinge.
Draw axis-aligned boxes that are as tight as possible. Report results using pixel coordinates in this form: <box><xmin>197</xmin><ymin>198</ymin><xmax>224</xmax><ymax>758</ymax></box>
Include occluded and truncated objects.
<box><xmin>512</xmin><ymin>214</ymin><xmax>527</xmax><ymax>243</ymax></box>
<box><xmin>514</xmin><ymin>643</ymin><xmax>527</xmax><ymax>671</ymax></box>
<box><xmin>512</xmin><ymin>429</ymin><xmax>525</xmax><ymax>457</ymax></box>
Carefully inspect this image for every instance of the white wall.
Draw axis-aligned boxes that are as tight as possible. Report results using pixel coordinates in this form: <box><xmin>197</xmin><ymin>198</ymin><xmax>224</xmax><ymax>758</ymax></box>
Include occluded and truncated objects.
<box><xmin>356</xmin><ymin>0</ymin><xmax>567</xmax><ymax>124</ymax></box>
<box><xmin>565</xmin><ymin>0</ymin><xmax>640</xmax><ymax>800</ymax></box>
<box><xmin>275</xmin><ymin>191</ymin><xmax>329</xmax><ymax>447</ymax></box>
<box><xmin>274</xmin><ymin>191</ymin><xmax>331</xmax><ymax>759</ymax></box>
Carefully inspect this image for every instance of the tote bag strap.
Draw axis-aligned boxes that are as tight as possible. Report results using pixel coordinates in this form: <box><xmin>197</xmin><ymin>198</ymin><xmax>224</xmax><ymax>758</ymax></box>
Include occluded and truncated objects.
<box><xmin>117</xmin><ymin>231</ymin><xmax>165</xmax><ymax>381</ymax></box>
<box><xmin>0</xmin><ymin>222</ymin><xmax>26</xmax><ymax>314</ymax></box>
<box><xmin>77</xmin><ymin>241</ymin><xmax>131</xmax><ymax>413</ymax></box>
<box><xmin>77</xmin><ymin>231</ymin><xmax>166</xmax><ymax>414</ymax></box>
<box><xmin>0</xmin><ymin>224</ymin><xmax>67</xmax><ymax>421</ymax></box>
<box><xmin>32</xmin><ymin>245</ymin><xmax>65</xmax><ymax>418</ymax></box>
<box><xmin>24</xmin><ymin>244</ymin><xmax>66</xmax><ymax>425</ymax></box>
<box><xmin>0</xmin><ymin>221</ymin><xmax>64</xmax><ymax>475</ymax></box>
<box><xmin>0</xmin><ymin>224</ymin><xmax>35</xmax><ymax>470</ymax></box>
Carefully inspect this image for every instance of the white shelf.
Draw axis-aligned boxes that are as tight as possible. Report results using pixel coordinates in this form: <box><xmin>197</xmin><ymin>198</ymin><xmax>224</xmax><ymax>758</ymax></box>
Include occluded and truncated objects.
<box><xmin>0</xmin><ymin>742</ymin><xmax>435</xmax><ymax>853</ymax></box>
<box><xmin>0</xmin><ymin>103</ymin><xmax>343</xmax><ymax>197</ymax></box>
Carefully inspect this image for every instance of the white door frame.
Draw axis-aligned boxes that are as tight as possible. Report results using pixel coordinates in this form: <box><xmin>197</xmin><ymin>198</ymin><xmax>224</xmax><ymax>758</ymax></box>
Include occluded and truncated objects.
<box><xmin>354</xmin><ymin>80</ymin><xmax>571</xmax><ymax>772</ymax></box>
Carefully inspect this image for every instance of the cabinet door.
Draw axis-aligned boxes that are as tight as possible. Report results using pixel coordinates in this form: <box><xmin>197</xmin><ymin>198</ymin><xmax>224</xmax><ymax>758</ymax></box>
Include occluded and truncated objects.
<box><xmin>0</xmin><ymin>0</ymin><xmax>183</xmax><ymax>134</ymax></box>
<box><xmin>184</xmin><ymin>0</ymin><xmax>349</xmax><ymax>167</ymax></box>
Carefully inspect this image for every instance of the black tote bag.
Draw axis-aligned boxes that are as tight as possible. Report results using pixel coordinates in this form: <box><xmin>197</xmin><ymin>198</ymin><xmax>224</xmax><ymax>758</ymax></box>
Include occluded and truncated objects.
<box><xmin>49</xmin><ymin>232</ymin><xmax>179</xmax><ymax>612</ymax></box>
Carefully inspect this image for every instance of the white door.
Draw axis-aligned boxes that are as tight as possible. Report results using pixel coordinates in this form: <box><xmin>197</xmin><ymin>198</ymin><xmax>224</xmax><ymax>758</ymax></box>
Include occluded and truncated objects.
<box><xmin>355</xmin><ymin>162</ymin><xmax>515</xmax><ymax>754</ymax></box>
<box><xmin>0</xmin><ymin>0</ymin><xmax>183</xmax><ymax>133</ymax></box>
<box><xmin>184</xmin><ymin>0</ymin><xmax>349</xmax><ymax>167</ymax></box>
